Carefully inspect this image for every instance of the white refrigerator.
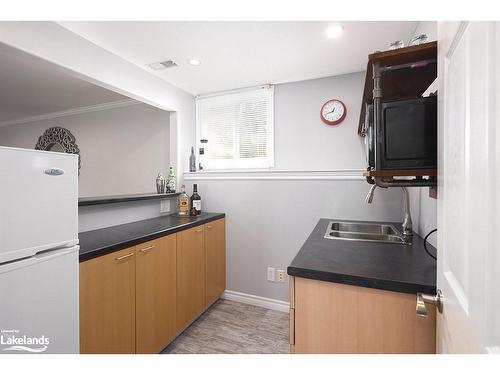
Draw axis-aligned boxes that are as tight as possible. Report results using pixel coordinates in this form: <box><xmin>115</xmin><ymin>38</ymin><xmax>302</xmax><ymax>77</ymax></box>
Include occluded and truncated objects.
<box><xmin>0</xmin><ymin>146</ymin><xmax>79</xmax><ymax>354</ymax></box>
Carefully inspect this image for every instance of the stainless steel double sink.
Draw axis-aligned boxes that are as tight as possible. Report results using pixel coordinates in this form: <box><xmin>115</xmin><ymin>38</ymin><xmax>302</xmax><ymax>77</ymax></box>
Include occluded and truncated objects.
<box><xmin>324</xmin><ymin>221</ymin><xmax>411</xmax><ymax>245</ymax></box>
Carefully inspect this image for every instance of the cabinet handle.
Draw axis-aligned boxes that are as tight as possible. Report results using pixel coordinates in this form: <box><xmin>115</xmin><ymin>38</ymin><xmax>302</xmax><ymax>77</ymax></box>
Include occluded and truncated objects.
<box><xmin>207</xmin><ymin>225</ymin><xmax>213</xmax><ymax>229</ymax></box>
<box><xmin>115</xmin><ymin>253</ymin><xmax>134</xmax><ymax>261</ymax></box>
<box><xmin>196</xmin><ymin>228</ymin><xmax>204</xmax><ymax>233</ymax></box>
<box><xmin>139</xmin><ymin>245</ymin><xmax>155</xmax><ymax>253</ymax></box>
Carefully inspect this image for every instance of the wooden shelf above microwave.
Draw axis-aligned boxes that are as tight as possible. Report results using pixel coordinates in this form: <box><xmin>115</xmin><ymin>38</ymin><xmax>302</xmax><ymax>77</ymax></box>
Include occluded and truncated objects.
<box><xmin>363</xmin><ymin>169</ymin><xmax>437</xmax><ymax>178</ymax></box>
<box><xmin>357</xmin><ymin>41</ymin><xmax>437</xmax><ymax>135</ymax></box>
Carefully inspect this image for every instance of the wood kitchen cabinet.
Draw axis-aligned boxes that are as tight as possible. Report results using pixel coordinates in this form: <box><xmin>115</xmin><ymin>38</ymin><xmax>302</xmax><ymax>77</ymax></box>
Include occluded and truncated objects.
<box><xmin>176</xmin><ymin>225</ymin><xmax>206</xmax><ymax>331</ymax></box>
<box><xmin>135</xmin><ymin>235</ymin><xmax>176</xmax><ymax>354</ymax></box>
<box><xmin>289</xmin><ymin>276</ymin><xmax>436</xmax><ymax>354</ymax></box>
<box><xmin>205</xmin><ymin>218</ymin><xmax>226</xmax><ymax>305</ymax></box>
<box><xmin>79</xmin><ymin>217</ymin><xmax>225</xmax><ymax>354</ymax></box>
<box><xmin>79</xmin><ymin>247</ymin><xmax>136</xmax><ymax>354</ymax></box>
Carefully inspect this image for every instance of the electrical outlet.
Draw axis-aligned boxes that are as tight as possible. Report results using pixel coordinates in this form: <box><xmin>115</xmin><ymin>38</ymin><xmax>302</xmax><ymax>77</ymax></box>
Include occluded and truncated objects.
<box><xmin>267</xmin><ymin>267</ymin><xmax>275</xmax><ymax>282</ymax></box>
<box><xmin>160</xmin><ymin>199</ymin><xmax>170</xmax><ymax>213</ymax></box>
<box><xmin>276</xmin><ymin>270</ymin><xmax>286</xmax><ymax>282</ymax></box>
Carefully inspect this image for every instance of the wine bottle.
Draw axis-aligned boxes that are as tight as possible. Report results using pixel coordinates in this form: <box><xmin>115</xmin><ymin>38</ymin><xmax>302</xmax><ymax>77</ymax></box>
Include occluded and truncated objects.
<box><xmin>189</xmin><ymin>146</ymin><xmax>196</xmax><ymax>172</ymax></box>
<box><xmin>177</xmin><ymin>184</ymin><xmax>190</xmax><ymax>216</ymax></box>
<box><xmin>190</xmin><ymin>184</ymin><xmax>202</xmax><ymax>215</ymax></box>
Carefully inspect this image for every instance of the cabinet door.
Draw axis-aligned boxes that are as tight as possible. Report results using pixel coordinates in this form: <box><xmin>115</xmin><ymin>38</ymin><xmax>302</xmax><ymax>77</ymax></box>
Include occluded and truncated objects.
<box><xmin>135</xmin><ymin>235</ymin><xmax>176</xmax><ymax>354</ymax></box>
<box><xmin>293</xmin><ymin>277</ymin><xmax>436</xmax><ymax>354</ymax></box>
<box><xmin>79</xmin><ymin>247</ymin><xmax>136</xmax><ymax>354</ymax></box>
<box><xmin>176</xmin><ymin>225</ymin><xmax>206</xmax><ymax>331</ymax></box>
<box><xmin>205</xmin><ymin>218</ymin><xmax>225</xmax><ymax>305</ymax></box>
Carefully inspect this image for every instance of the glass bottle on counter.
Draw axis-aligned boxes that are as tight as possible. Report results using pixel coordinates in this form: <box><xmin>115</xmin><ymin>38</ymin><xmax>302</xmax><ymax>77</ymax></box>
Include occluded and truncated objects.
<box><xmin>190</xmin><ymin>184</ymin><xmax>202</xmax><ymax>215</ymax></box>
<box><xmin>189</xmin><ymin>147</ymin><xmax>196</xmax><ymax>172</ymax></box>
<box><xmin>177</xmin><ymin>184</ymin><xmax>190</xmax><ymax>216</ymax></box>
<box><xmin>167</xmin><ymin>166</ymin><xmax>176</xmax><ymax>193</ymax></box>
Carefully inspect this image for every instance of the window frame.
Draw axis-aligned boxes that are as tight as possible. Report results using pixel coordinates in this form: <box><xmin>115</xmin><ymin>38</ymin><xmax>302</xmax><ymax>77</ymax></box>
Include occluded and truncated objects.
<box><xmin>195</xmin><ymin>85</ymin><xmax>275</xmax><ymax>171</ymax></box>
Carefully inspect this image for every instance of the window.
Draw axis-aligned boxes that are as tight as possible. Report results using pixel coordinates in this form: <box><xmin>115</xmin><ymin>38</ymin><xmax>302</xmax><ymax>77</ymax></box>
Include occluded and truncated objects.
<box><xmin>196</xmin><ymin>85</ymin><xmax>274</xmax><ymax>170</ymax></box>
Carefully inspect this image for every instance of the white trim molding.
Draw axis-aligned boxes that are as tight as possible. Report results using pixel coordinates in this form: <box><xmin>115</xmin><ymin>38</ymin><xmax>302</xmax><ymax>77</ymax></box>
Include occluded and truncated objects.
<box><xmin>0</xmin><ymin>99</ymin><xmax>139</xmax><ymax>127</ymax></box>
<box><xmin>221</xmin><ymin>290</ymin><xmax>290</xmax><ymax>313</ymax></box>
<box><xmin>184</xmin><ymin>168</ymin><xmax>365</xmax><ymax>181</ymax></box>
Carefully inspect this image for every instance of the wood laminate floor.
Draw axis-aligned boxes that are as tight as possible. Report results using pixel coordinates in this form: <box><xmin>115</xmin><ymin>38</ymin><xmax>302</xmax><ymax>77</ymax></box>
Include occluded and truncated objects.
<box><xmin>162</xmin><ymin>299</ymin><xmax>290</xmax><ymax>354</ymax></box>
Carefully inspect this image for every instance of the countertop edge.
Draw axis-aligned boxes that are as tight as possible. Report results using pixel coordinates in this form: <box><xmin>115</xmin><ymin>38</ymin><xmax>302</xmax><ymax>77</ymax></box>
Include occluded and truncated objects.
<box><xmin>78</xmin><ymin>213</ymin><xmax>225</xmax><ymax>262</ymax></box>
<box><xmin>287</xmin><ymin>266</ymin><xmax>436</xmax><ymax>295</ymax></box>
<box><xmin>78</xmin><ymin>192</ymin><xmax>180</xmax><ymax>206</ymax></box>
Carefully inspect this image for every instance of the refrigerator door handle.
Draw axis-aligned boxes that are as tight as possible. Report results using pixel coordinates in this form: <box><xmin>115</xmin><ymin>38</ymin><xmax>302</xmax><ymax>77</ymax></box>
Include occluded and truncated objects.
<box><xmin>0</xmin><ymin>246</ymin><xmax>79</xmax><ymax>273</ymax></box>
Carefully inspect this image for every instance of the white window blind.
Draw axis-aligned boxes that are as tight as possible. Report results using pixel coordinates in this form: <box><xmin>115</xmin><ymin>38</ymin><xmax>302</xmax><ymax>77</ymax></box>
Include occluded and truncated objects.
<box><xmin>196</xmin><ymin>85</ymin><xmax>274</xmax><ymax>170</ymax></box>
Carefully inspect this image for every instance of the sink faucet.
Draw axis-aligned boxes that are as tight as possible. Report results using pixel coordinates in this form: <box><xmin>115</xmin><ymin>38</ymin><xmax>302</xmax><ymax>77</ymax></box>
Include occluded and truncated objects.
<box><xmin>365</xmin><ymin>185</ymin><xmax>413</xmax><ymax>238</ymax></box>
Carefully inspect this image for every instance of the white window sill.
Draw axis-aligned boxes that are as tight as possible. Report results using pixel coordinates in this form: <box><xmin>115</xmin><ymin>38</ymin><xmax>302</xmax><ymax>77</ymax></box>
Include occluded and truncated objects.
<box><xmin>183</xmin><ymin>169</ymin><xmax>366</xmax><ymax>181</ymax></box>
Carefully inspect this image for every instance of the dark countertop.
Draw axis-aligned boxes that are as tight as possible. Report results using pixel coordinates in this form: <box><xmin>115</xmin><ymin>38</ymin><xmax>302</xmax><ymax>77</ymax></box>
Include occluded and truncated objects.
<box><xmin>78</xmin><ymin>212</ymin><xmax>225</xmax><ymax>261</ymax></box>
<box><xmin>287</xmin><ymin>218</ymin><xmax>437</xmax><ymax>295</ymax></box>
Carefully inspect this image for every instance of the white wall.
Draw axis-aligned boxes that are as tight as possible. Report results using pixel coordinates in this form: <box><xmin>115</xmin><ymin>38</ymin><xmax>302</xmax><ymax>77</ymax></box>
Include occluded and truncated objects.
<box><xmin>0</xmin><ymin>22</ymin><xmax>194</xmax><ymax>233</ymax></box>
<box><xmin>0</xmin><ymin>103</ymin><xmax>177</xmax><ymax>233</ymax></box>
<box><xmin>0</xmin><ymin>21</ymin><xmax>195</xmax><ymax>177</ymax></box>
<box><xmin>186</xmin><ymin>73</ymin><xmax>405</xmax><ymax>302</ymax></box>
<box><xmin>0</xmin><ymin>103</ymin><xmax>171</xmax><ymax>197</ymax></box>
<box><xmin>412</xmin><ymin>21</ymin><xmax>437</xmax><ymax>42</ymax></box>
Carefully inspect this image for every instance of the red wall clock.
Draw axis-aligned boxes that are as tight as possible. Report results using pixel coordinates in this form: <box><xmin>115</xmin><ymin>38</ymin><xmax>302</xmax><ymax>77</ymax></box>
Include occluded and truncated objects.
<box><xmin>320</xmin><ymin>99</ymin><xmax>347</xmax><ymax>126</ymax></box>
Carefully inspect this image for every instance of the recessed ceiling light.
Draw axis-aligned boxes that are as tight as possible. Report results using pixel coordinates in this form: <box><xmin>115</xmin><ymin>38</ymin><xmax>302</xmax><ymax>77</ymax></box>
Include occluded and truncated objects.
<box><xmin>189</xmin><ymin>59</ymin><xmax>201</xmax><ymax>66</ymax></box>
<box><xmin>326</xmin><ymin>25</ymin><xmax>344</xmax><ymax>39</ymax></box>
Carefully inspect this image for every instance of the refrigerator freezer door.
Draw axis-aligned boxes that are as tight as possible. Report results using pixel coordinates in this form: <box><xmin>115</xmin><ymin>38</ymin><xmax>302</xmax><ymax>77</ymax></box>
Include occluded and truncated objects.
<box><xmin>0</xmin><ymin>246</ymin><xmax>79</xmax><ymax>354</ymax></box>
<box><xmin>0</xmin><ymin>146</ymin><xmax>79</xmax><ymax>264</ymax></box>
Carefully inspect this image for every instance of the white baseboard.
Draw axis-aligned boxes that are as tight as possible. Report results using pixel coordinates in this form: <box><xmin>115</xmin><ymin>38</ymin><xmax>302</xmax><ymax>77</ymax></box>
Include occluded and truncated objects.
<box><xmin>221</xmin><ymin>290</ymin><xmax>290</xmax><ymax>313</ymax></box>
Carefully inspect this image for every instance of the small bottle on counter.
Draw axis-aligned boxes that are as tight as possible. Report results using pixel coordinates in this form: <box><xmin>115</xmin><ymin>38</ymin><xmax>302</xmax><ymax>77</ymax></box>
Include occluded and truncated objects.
<box><xmin>190</xmin><ymin>184</ymin><xmax>202</xmax><ymax>215</ymax></box>
<box><xmin>189</xmin><ymin>147</ymin><xmax>196</xmax><ymax>172</ymax></box>
<box><xmin>177</xmin><ymin>184</ymin><xmax>190</xmax><ymax>216</ymax></box>
<box><xmin>167</xmin><ymin>166</ymin><xmax>176</xmax><ymax>193</ymax></box>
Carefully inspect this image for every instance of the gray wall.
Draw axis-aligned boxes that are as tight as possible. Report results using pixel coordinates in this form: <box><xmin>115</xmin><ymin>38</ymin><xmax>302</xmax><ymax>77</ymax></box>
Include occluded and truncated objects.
<box><xmin>78</xmin><ymin>198</ymin><xmax>176</xmax><ymax>232</ymax></box>
<box><xmin>193</xmin><ymin>179</ymin><xmax>404</xmax><ymax>302</ymax></box>
<box><xmin>0</xmin><ymin>103</ymin><xmax>171</xmax><ymax>197</ymax></box>
<box><xmin>273</xmin><ymin>72</ymin><xmax>366</xmax><ymax>170</ymax></box>
<box><xmin>186</xmin><ymin>73</ymin><xmax>405</xmax><ymax>302</ymax></box>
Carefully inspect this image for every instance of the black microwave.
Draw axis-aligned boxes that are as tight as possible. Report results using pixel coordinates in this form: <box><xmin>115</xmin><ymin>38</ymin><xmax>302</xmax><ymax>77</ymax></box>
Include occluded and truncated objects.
<box><xmin>365</xmin><ymin>96</ymin><xmax>437</xmax><ymax>170</ymax></box>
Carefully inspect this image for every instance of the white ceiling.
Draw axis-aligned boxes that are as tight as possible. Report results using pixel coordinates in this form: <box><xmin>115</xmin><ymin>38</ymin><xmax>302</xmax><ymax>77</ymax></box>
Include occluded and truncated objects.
<box><xmin>0</xmin><ymin>42</ymin><xmax>127</xmax><ymax>124</ymax></box>
<box><xmin>59</xmin><ymin>21</ymin><xmax>418</xmax><ymax>95</ymax></box>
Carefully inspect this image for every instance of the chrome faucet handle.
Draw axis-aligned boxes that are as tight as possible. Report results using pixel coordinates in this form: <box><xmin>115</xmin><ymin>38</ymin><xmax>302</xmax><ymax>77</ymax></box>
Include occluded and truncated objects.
<box><xmin>365</xmin><ymin>185</ymin><xmax>377</xmax><ymax>204</ymax></box>
<box><xmin>401</xmin><ymin>187</ymin><xmax>413</xmax><ymax>236</ymax></box>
